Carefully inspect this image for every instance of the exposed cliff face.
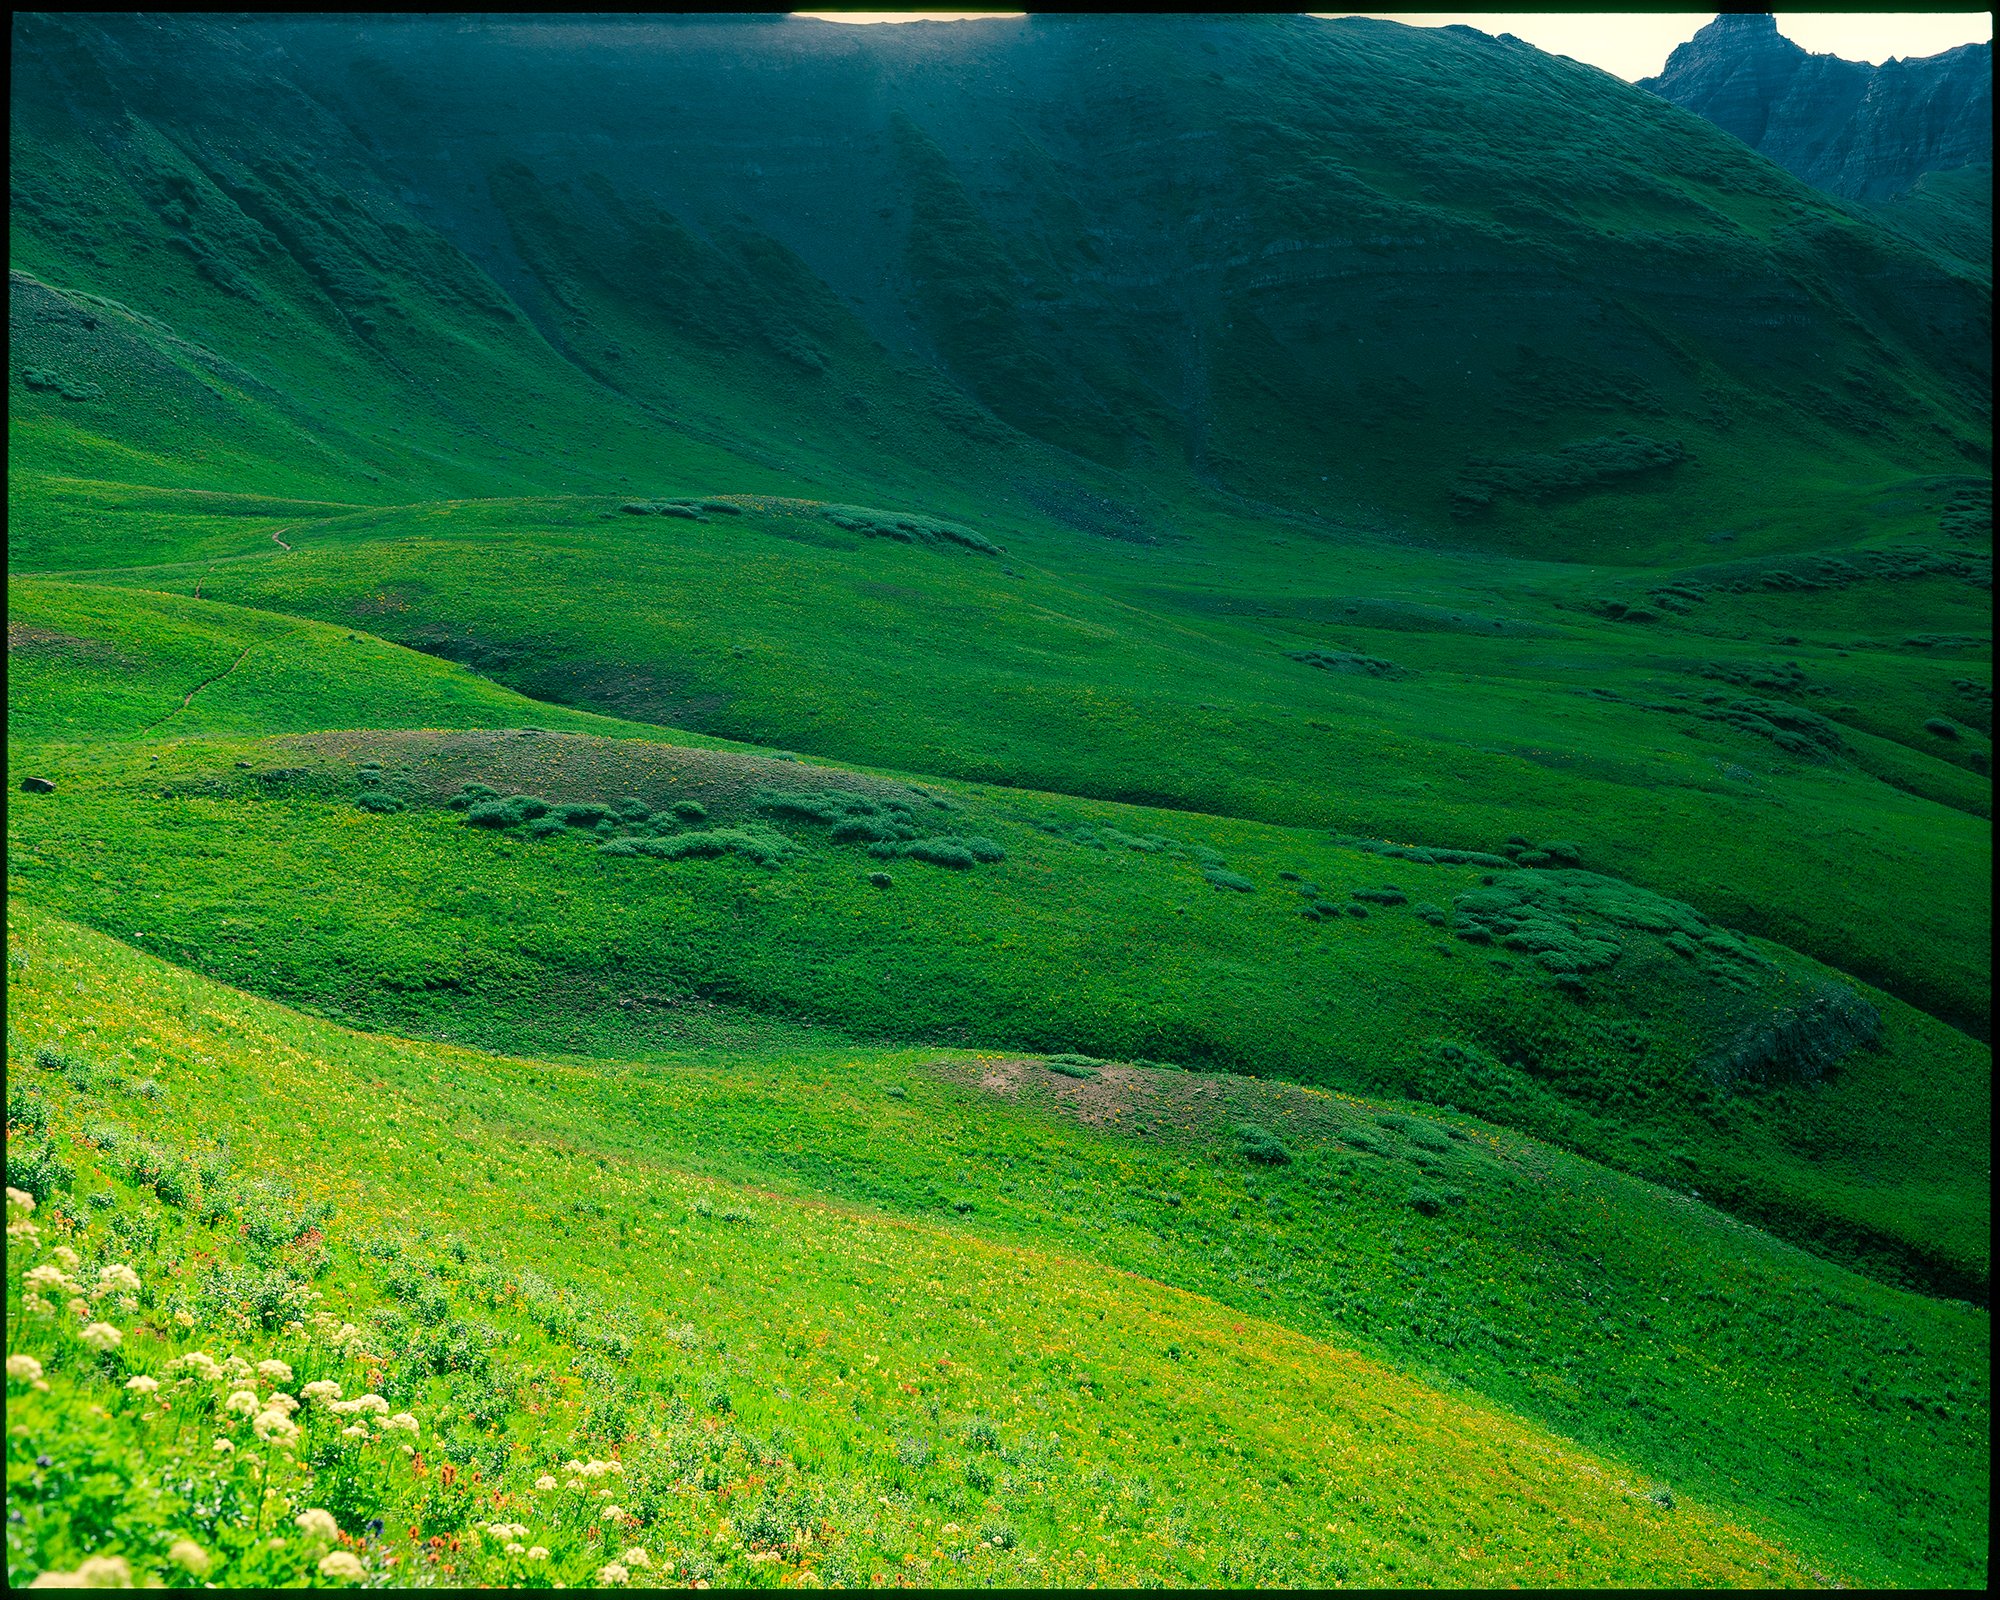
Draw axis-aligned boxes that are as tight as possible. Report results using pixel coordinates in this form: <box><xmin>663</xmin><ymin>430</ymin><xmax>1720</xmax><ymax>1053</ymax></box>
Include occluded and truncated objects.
<box><xmin>1642</xmin><ymin>13</ymin><xmax>1992</xmax><ymax>202</ymax></box>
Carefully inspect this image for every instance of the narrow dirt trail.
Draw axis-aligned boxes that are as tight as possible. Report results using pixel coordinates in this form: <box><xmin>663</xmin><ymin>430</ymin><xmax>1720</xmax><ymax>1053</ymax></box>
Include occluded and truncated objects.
<box><xmin>134</xmin><ymin>646</ymin><xmax>252</xmax><ymax>737</ymax></box>
<box><xmin>271</xmin><ymin>529</ymin><xmax>293</xmax><ymax>551</ymax></box>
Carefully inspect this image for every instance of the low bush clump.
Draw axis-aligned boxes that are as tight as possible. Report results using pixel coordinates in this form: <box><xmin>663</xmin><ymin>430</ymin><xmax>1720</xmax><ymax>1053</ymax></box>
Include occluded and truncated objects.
<box><xmin>1290</xmin><ymin>650</ymin><xmax>1409</xmax><ymax>679</ymax></box>
<box><xmin>465</xmin><ymin>794</ymin><xmax>551</xmax><ymax>829</ymax></box>
<box><xmin>1236</xmin><ymin>1124</ymin><xmax>1295</xmax><ymax>1166</ymax></box>
<box><xmin>355</xmin><ymin>792</ymin><xmax>403</xmax><ymax>814</ymax></box>
<box><xmin>821</xmin><ymin>504</ymin><xmax>1001</xmax><ymax>556</ymax></box>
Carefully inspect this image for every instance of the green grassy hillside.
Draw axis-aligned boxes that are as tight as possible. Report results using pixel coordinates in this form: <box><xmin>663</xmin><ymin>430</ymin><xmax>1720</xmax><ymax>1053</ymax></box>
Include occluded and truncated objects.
<box><xmin>7</xmin><ymin>9</ymin><xmax>1990</xmax><ymax>1592</ymax></box>
<box><xmin>7</xmin><ymin>903</ymin><xmax>1987</xmax><ymax>1587</ymax></box>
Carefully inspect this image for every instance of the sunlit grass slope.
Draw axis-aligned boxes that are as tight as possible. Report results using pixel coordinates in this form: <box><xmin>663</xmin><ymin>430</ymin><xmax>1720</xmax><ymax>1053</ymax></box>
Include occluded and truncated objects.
<box><xmin>6</xmin><ymin>591</ymin><xmax>1990</xmax><ymax>1304</ymax></box>
<box><xmin>11</xmin><ymin>902</ymin><xmax>1987</xmax><ymax>1587</ymax></box>
<box><xmin>22</xmin><ymin>478</ymin><xmax>1992</xmax><ymax>1040</ymax></box>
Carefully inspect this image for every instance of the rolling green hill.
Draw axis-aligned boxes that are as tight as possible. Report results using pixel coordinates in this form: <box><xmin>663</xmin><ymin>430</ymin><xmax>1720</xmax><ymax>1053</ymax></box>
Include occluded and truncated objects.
<box><xmin>7</xmin><ymin>9</ymin><xmax>1990</xmax><ymax>1592</ymax></box>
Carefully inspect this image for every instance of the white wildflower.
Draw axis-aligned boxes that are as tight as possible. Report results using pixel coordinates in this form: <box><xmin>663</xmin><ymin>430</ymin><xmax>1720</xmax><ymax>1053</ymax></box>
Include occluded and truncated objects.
<box><xmin>115</xmin><ymin>1296</ymin><xmax>138</xmax><ymax>1316</ymax></box>
<box><xmin>172</xmin><ymin>1352</ymin><xmax>221</xmax><ymax>1380</ymax></box>
<box><xmin>317</xmin><ymin>1549</ymin><xmax>367</xmax><ymax>1582</ymax></box>
<box><xmin>505</xmin><ymin>1542</ymin><xmax>526</xmax><ymax>1555</ymax></box>
<box><xmin>600</xmin><ymin>1504</ymin><xmax>625</xmax><ymax>1521</ymax></box>
<box><xmin>7</xmin><ymin>1221</ymin><xmax>38</xmax><ymax>1243</ymax></box>
<box><xmin>533</xmin><ymin>1475</ymin><xmax>558</xmax><ymax>1492</ymax></box>
<box><xmin>379</xmin><ymin>1412</ymin><xmax>419</xmax><ymax>1436</ymax></box>
<box><xmin>598</xmin><ymin>1563</ymin><xmax>630</xmax><ymax>1585</ymax></box>
<box><xmin>124</xmin><ymin>1375</ymin><xmax>159</xmax><ymax>1395</ymax></box>
<box><xmin>5</xmin><ymin>1187</ymin><xmax>34</xmax><ymax>1214</ymax></box>
<box><xmin>78</xmin><ymin>1322</ymin><xmax>123</xmax><ymax>1353</ymax></box>
<box><xmin>263</xmin><ymin>1392</ymin><xmax>300</xmax><ymax>1416</ymax></box>
<box><xmin>220</xmin><ymin>1355</ymin><xmax>252</xmax><ymax>1379</ymax></box>
<box><xmin>65</xmin><ymin>1298</ymin><xmax>91</xmax><ymax>1320</ymax></box>
<box><xmin>526</xmin><ymin>1547</ymin><xmax>549</xmax><ymax>1561</ymax></box>
<box><xmin>256</xmin><ymin>1359</ymin><xmax>294</xmax><ymax>1384</ymax></box>
<box><xmin>349</xmin><ymin>1393</ymin><xmax>390</xmax><ymax>1415</ymax></box>
<box><xmin>212</xmin><ymin>1437</ymin><xmax>234</xmax><ymax>1454</ymax></box>
<box><xmin>23</xmin><ymin>1295</ymin><xmax>54</xmax><ymax>1317</ymax></box>
<box><xmin>302</xmin><ymin>1380</ymin><xmax>342</xmax><ymax>1403</ymax></box>
<box><xmin>283</xmin><ymin>1320</ymin><xmax>305</xmax><ymax>1336</ymax></box>
<box><xmin>253</xmin><ymin>1408</ymin><xmax>299</xmax><ymax>1444</ymax></box>
<box><xmin>622</xmin><ymin>1547</ymin><xmax>651</xmax><ymax>1568</ymax></box>
<box><xmin>23</xmin><ymin>1265</ymin><xmax>70</xmax><ymax>1296</ymax></box>
<box><xmin>7</xmin><ymin>1354</ymin><xmax>48</xmax><ymax>1389</ymax></box>
<box><xmin>97</xmin><ymin>1265</ymin><xmax>141</xmax><ymax>1295</ymax></box>
<box><xmin>295</xmin><ymin>1508</ymin><xmax>339</xmax><ymax>1541</ymax></box>
<box><xmin>167</xmin><ymin>1540</ymin><xmax>208</xmax><ymax>1574</ymax></box>
<box><xmin>27</xmin><ymin>1553</ymin><xmax>134</xmax><ymax>1588</ymax></box>
<box><xmin>339</xmin><ymin>1425</ymin><xmax>368</xmax><ymax>1440</ymax></box>
<box><xmin>224</xmin><ymin>1389</ymin><xmax>260</xmax><ymax>1416</ymax></box>
<box><xmin>49</xmin><ymin>1247</ymin><xmax>80</xmax><ymax>1272</ymax></box>
<box><xmin>172</xmin><ymin>1310</ymin><xmax>195</xmax><ymax>1330</ymax></box>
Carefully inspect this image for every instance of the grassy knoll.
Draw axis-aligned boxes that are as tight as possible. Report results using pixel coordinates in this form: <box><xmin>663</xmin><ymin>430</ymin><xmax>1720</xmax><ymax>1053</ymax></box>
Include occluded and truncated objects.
<box><xmin>8</xmin><ymin>902</ymin><xmax>1987</xmax><ymax>1587</ymax></box>
<box><xmin>22</xmin><ymin>485</ymin><xmax>1991</xmax><ymax>1038</ymax></box>
<box><xmin>6</xmin><ymin>699</ymin><xmax>1988</xmax><ymax>1304</ymax></box>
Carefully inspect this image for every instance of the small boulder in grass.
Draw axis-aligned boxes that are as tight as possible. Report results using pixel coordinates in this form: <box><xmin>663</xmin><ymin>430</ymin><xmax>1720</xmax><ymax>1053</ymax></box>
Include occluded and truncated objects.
<box><xmin>20</xmin><ymin>777</ymin><xmax>56</xmax><ymax>794</ymax></box>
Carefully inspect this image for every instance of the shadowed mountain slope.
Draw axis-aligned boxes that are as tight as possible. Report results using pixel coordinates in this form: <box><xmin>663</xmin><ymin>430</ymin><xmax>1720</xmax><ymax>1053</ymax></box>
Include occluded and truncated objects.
<box><xmin>10</xmin><ymin>11</ymin><xmax>1990</xmax><ymax>553</ymax></box>
<box><xmin>1643</xmin><ymin>13</ymin><xmax>1992</xmax><ymax>202</ymax></box>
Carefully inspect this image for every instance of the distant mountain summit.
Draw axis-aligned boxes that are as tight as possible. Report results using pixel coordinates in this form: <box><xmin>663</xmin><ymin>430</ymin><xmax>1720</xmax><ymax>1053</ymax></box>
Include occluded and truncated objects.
<box><xmin>1641</xmin><ymin>13</ymin><xmax>1992</xmax><ymax>200</ymax></box>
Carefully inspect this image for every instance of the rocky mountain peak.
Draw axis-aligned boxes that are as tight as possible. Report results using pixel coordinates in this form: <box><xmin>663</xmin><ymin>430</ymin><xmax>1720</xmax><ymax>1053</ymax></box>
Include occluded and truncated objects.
<box><xmin>1642</xmin><ymin>12</ymin><xmax>1992</xmax><ymax>200</ymax></box>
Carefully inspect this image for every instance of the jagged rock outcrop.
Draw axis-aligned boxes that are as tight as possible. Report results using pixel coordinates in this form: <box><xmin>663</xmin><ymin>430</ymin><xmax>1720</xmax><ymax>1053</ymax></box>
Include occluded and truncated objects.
<box><xmin>1641</xmin><ymin>13</ymin><xmax>1991</xmax><ymax>200</ymax></box>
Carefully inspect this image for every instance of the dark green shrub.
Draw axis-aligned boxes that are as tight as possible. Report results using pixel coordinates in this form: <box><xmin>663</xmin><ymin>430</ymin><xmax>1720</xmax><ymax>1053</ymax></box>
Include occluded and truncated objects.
<box><xmin>1044</xmin><ymin>1056</ymin><xmax>1100</xmax><ymax>1080</ymax></box>
<box><xmin>670</xmin><ymin>799</ymin><xmax>709</xmax><ymax>822</ymax></box>
<box><xmin>1378</xmin><ymin>1114</ymin><xmax>1452</xmax><ymax>1152</ymax></box>
<box><xmin>445</xmin><ymin>782</ymin><xmax>499</xmax><ymax>812</ymax></box>
<box><xmin>756</xmin><ymin>788</ymin><xmax>883</xmax><ymax>824</ymax></box>
<box><xmin>831</xmin><ymin>815</ymin><xmax>911</xmax><ymax>844</ymax></box>
<box><xmin>123</xmin><ymin>1143</ymin><xmax>191</xmax><ymax>1206</ymax></box>
<box><xmin>522</xmin><ymin>817</ymin><xmax>569</xmax><ymax>840</ymax></box>
<box><xmin>355</xmin><ymin>792</ymin><xmax>404</xmax><ymax>814</ymax></box>
<box><xmin>1923</xmin><ymin>717</ymin><xmax>1960</xmax><ymax>739</ymax></box>
<box><xmin>614</xmin><ymin>796</ymin><xmax>651</xmax><ymax>821</ymax></box>
<box><xmin>7</xmin><ymin>1085</ymin><xmax>49</xmax><ymax>1137</ymax></box>
<box><xmin>6</xmin><ymin>1142</ymin><xmax>73</xmax><ymax>1203</ymax></box>
<box><xmin>867</xmin><ymin>871</ymin><xmax>894</xmax><ymax>889</ymax></box>
<box><xmin>652</xmin><ymin>828</ymin><xmax>800</xmax><ymax>868</ymax></box>
<box><xmin>1202</xmin><ymin>867</ymin><xmax>1255</xmax><ymax>892</ymax></box>
<box><xmin>1291</xmin><ymin>650</ymin><xmax>1408</xmax><ymax>679</ymax></box>
<box><xmin>1353</xmin><ymin>886</ymin><xmax>1407</xmax><ymax>906</ymax></box>
<box><xmin>822</xmin><ymin>504</ymin><xmax>1000</xmax><ymax>556</ymax></box>
<box><xmin>1700</xmin><ymin>980</ymin><xmax>1880</xmax><ymax>1090</ymax></box>
<box><xmin>896</xmin><ymin>839</ymin><xmax>975</xmax><ymax>869</ymax></box>
<box><xmin>597</xmin><ymin>838</ymin><xmax>642</xmax><ymax>858</ymax></box>
<box><xmin>555</xmin><ymin>802</ymin><xmax>612</xmax><ymax>827</ymax></box>
<box><xmin>1236</xmin><ymin>1123</ymin><xmax>1294</xmax><ymax>1166</ymax></box>
<box><xmin>1339</xmin><ymin>1128</ymin><xmax>1390</xmax><ymax>1157</ymax></box>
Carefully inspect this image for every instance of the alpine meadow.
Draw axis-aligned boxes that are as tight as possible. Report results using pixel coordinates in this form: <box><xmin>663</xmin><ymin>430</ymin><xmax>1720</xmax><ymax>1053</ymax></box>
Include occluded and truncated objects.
<box><xmin>4</xmin><ymin>11</ymin><xmax>1990</xmax><ymax>1591</ymax></box>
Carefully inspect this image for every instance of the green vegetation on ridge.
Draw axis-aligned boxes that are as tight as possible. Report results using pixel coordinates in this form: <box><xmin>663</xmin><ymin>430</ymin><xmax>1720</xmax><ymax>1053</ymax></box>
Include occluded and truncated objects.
<box><xmin>7</xmin><ymin>9</ymin><xmax>1989</xmax><ymax>1592</ymax></box>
